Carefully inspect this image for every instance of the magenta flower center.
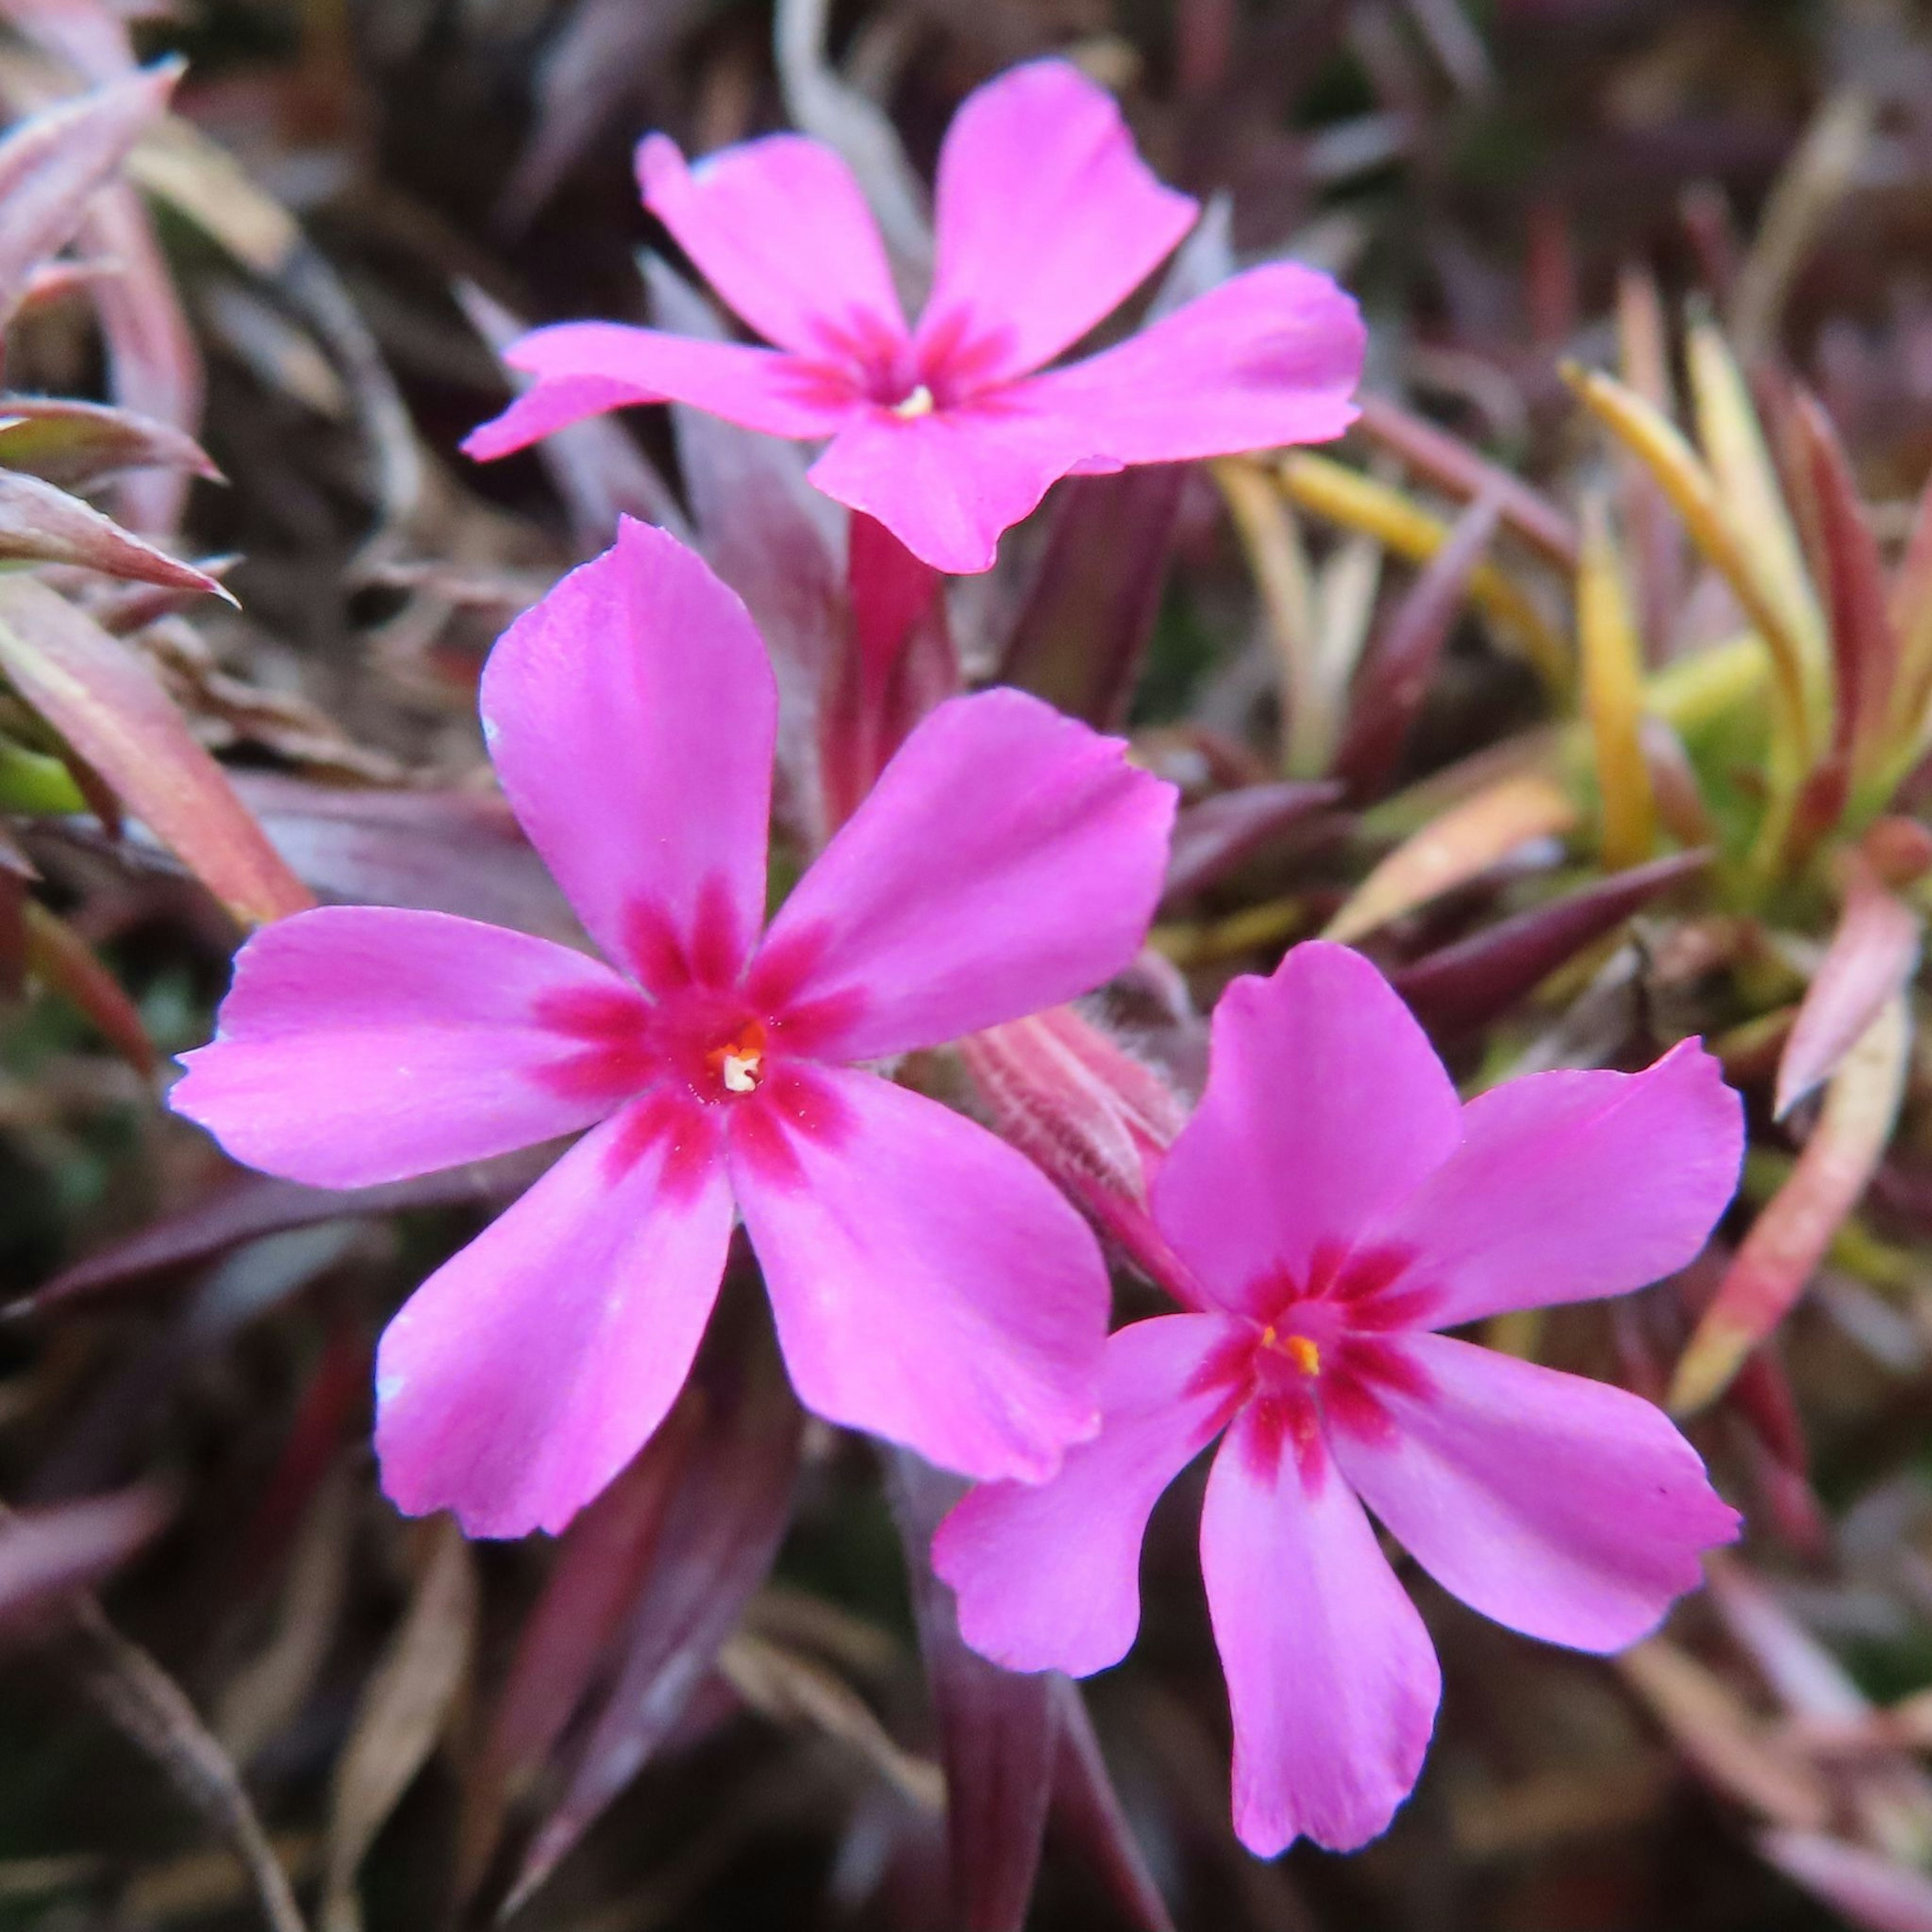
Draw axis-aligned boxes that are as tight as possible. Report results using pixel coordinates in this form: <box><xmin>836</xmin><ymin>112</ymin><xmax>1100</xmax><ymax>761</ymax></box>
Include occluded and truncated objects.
<box><xmin>534</xmin><ymin>981</ymin><xmax>782</xmax><ymax>1109</ymax></box>
<box><xmin>1198</xmin><ymin>1242</ymin><xmax>1440</xmax><ymax>1489</ymax></box>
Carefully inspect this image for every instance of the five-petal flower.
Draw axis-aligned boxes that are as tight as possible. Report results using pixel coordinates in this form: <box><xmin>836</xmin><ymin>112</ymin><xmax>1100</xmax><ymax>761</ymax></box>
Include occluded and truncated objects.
<box><xmin>933</xmin><ymin>942</ymin><xmax>1745</xmax><ymax>1857</ymax></box>
<box><xmin>170</xmin><ymin>518</ymin><xmax>1177</xmax><ymax>1538</ymax></box>
<box><xmin>463</xmin><ymin>59</ymin><xmax>1365</xmax><ymax>573</ymax></box>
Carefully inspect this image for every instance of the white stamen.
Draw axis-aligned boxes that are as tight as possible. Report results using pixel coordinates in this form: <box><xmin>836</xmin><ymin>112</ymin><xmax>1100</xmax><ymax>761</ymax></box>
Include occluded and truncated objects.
<box><xmin>721</xmin><ymin>1053</ymin><xmax>760</xmax><ymax>1093</ymax></box>
<box><xmin>892</xmin><ymin>384</ymin><xmax>936</xmax><ymax>420</ymax></box>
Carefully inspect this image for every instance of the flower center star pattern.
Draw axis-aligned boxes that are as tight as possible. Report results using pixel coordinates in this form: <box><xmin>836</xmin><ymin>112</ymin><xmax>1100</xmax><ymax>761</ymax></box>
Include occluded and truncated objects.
<box><xmin>933</xmin><ymin>942</ymin><xmax>1745</xmax><ymax>1858</ymax></box>
<box><xmin>170</xmin><ymin>518</ymin><xmax>1177</xmax><ymax>1539</ymax></box>
<box><xmin>462</xmin><ymin>59</ymin><xmax>1365</xmax><ymax>573</ymax></box>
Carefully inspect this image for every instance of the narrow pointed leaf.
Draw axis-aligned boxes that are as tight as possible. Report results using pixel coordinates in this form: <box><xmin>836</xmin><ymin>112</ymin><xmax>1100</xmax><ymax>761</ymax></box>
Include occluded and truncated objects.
<box><xmin>23</xmin><ymin>897</ymin><xmax>155</xmax><ymax>1073</ymax></box>
<box><xmin>0</xmin><ymin>396</ymin><xmax>219</xmax><ymax>491</ymax></box>
<box><xmin>0</xmin><ymin>575</ymin><xmax>311</xmax><ymax>926</ymax></box>
<box><xmin>0</xmin><ymin>470</ymin><xmax>228</xmax><ymax>595</ymax></box>
<box><xmin>1392</xmin><ymin>849</ymin><xmax>1709</xmax><ymax>1035</ymax></box>
<box><xmin>321</xmin><ymin>1519</ymin><xmax>477</xmax><ymax>1932</ymax></box>
<box><xmin>1793</xmin><ymin>389</ymin><xmax>1898</xmax><ymax>788</ymax></box>
<box><xmin>1673</xmin><ymin>994</ymin><xmax>1911</xmax><ymax>1413</ymax></box>
<box><xmin>0</xmin><ymin>62</ymin><xmax>178</xmax><ymax>328</ymax></box>
<box><xmin>504</xmin><ymin>1303</ymin><xmax>802</xmax><ymax>1916</ymax></box>
<box><xmin>1335</xmin><ymin>491</ymin><xmax>1502</xmax><ymax>796</ymax></box>
<box><xmin>1323</xmin><ymin>772</ymin><xmax>1577</xmax><ymax>944</ymax></box>
<box><xmin>1280</xmin><ymin>452</ymin><xmax>1569</xmax><ymax>692</ymax></box>
<box><xmin>1050</xmin><ymin>1678</ymin><xmax>1175</xmax><ymax>1932</ymax></box>
<box><xmin>0</xmin><ymin>1488</ymin><xmax>169</xmax><ymax>1642</ymax></box>
<box><xmin>1164</xmin><ymin>780</ymin><xmax>1341</xmax><ymax>899</ymax></box>
<box><xmin>456</xmin><ymin>1398</ymin><xmax>704</xmax><ymax>1907</ymax></box>
<box><xmin>888</xmin><ymin>1450</ymin><xmax>1057</xmax><ymax>1932</ymax></box>
<box><xmin>1578</xmin><ymin>497</ymin><xmax>1658</xmax><ymax>867</ymax></box>
<box><xmin>1776</xmin><ymin>866</ymin><xmax>1920</xmax><ymax>1118</ymax></box>
<box><xmin>1001</xmin><ymin>465</ymin><xmax>1186</xmax><ymax>732</ymax></box>
<box><xmin>1354</xmin><ymin>392</ymin><xmax>1578</xmax><ymax>571</ymax></box>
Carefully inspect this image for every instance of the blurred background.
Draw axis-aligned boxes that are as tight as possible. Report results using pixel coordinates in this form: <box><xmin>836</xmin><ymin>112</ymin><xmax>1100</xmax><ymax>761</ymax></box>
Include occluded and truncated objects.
<box><xmin>1</xmin><ymin>0</ymin><xmax>1931</xmax><ymax>1927</ymax></box>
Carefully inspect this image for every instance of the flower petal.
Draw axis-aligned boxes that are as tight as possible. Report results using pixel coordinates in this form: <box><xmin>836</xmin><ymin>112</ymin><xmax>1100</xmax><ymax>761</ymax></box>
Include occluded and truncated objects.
<box><xmin>461</xmin><ymin>322</ymin><xmax>856</xmax><ymax>460</ymax></box>
<box><xmin>807</xmin><ymin>400</ymin><xmax>1091</xmax><ymax>573</ymax></box>
<box><xmin>638</xmin><ymin>132</ymin><xmax>907</xmax><ymax>365</ymax></box>
<box><xmin>1372</xmin><ymin>1038</ymin><xmax>1744</xmax><ymax>1328</ymax></box>
<box><xmin>1332</xmin><ymin>1334</ymin><xmax>1739</xmax><ymax>1652</ymax></box>
<box><xmin>480</xmin><ymin>518</ymin><xmax>776</xmax><ymax>992</ymax></box>
<box><xmin>753</xmin><ymin>687</ymin><xmax>1176</xmax><ymax>1060</ymax></box>
<box><xmin>170</xmin><ymin>906</ymin><xmax>640</xmax><ymax>1188</ymax></box>
<box><xmin>1152</xmin><ymin>943</ymin><xmax>1462</xmax><ymax>1318</ymax></box>
<box><xmin>375</xmin><ymin>1099</ymin><xmax>733</xmax><ymax>1538</ymax></box>
<box><xmin>729</xmin><ymin>1064</ymin><xmax>1108</xmax><ymax>1482</ymax></box>
<box><xmin>1200</xmin><ymin>1407</ymin><xmax>1441</xmax><ymax>1857</ymax></box>
<box><xmin>1018</xmin><ymin>263</ymin><xmax>1365</xmax><ymax>464</ymax></box>
<box><xmin>918</xmin><ymin>59</ymin><xmax>1197</xmax><ymax>386</ymax></box>
<box><xmin>932</xmin><ymin>1313</ymin><xmax>1246</xmax><ymax>1675</ymax></box>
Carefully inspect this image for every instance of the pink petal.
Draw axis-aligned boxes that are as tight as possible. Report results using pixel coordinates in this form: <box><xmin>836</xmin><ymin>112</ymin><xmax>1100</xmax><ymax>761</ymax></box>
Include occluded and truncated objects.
<box><xmin>753</xmin><ymin>687</ymin><xmax>1176</xmax><ymax>1060</ymax></box>
<box><xmin>170</xmin><ymin>906</ymin><xmax>639</xmax><ymax>1189</ymax></box>
<box><xmin>807</xmin><ymin>400</ymin><xmax>1093</xmax><ymax>573</ymax></box>
<box><xmin>932</xmin><ymin>1313</ymin><xmax>1246</xmax><ymax>1675</ymax></box>
<box><xmin>917</xmin><ymin>59</ymin><xmax>1197</xmax><ymax>386</ymax></box>
<box><xmin>1200</xmin><ymin>1407</ymin><xmax>1441</xmax><ymax>1856</ymax></box>
<box><xmin>1371</xmin><ymin>1038</ymin><xmax>1744</xmax><ymax>1328</ymax></box>
<box><xmin>1151</xmin><ymin>943</ymin><xmax>1462</xmax><ymax>1318</ymax></box>
<box><xmin>1331</xmin><ymin>1334</ymin><xmax>1739</xmax><ymax>1652</ymax></box>
<box><xmin>375</xmin><ymin>1099</ymin><xmax>733</xmax><ymax>1538</ymax></box>
<box><xmin>461</xmin><ymin>322</ymin><xmax>855</xmax><ymax>459</ymax></box>
<box><xmin>459</xmin><ymin>325</ymin><xmax>854</xmax><ymax>463</ymax></box>
<box><xmin>480</xmin><ymin>518</ymin><xmax>776</xmax><ymax>991</ymax></box>
<box><xmin>728</xmin><ymin>1064</ymin><xmax>1108</xmax><ymax>1481</ymax></box>
<box><xmin>1018</xmin><ymin>264</ymin><xmax>1365</xmax><ymax>465</ymax></box>
<box><xmin>637</xmin><ymin>132</ymin><xmax>907</xmax><ymax>365</ymax></box>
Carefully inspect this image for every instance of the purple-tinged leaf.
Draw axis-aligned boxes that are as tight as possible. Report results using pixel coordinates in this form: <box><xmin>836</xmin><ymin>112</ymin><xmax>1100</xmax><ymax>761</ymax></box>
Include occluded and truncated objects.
<box><xmin>1759</xmin><ymin>1831</ymin><xmax>1932</xmax><ymax>1932</ymax></box>
<box><xmin>504</xmin><ymin>1297</ymin><xmax>802</xmax><ymax>1917</ymax></box>
<box><xmin>1777</xmin><ymin>862</ymin><xmax>1921</xmax><ymax>1118</ymax></box>
<box><xmin>1050</xmin><ymin>1678</ymin><xmax>1175</xmax><ymax>1932</ymax></box>
<box><xmin>80</xmin><ymin>184</ymin><xmax>204</xmax><ymax>537</ymax></box>
<box><xmin>1335</xmin><ymin>491</ymin><xmax>1503</xmax><ymax>796</ymax></box>
<box><xmin>0</xmin><ymin>576</ymin><xmax>312</xmax><ymax>927</ymax></box>
<box><xmin>1794</xmin><ymin>389</ymin><xmax>1898</xmax><ymax>785</ymax></box>
<box><xmin>0</xmin><ymin>61</ymin><xmax>176</xmax><ymax>328</ymax></box>
<box><xmin>23</xmin><ymin>896</ymin><xmax>154</xmax><ymax>1073</ymax></box>
<box><xmin>21</xmin><ymin>1148</ymin><xmax>555</xmax><ymax>1314</ymax></box>
<box><xmin>0</xmin><ymin>395</ymin><xmax>219</xmax><ymax>491</ymax></box>
<box><xmin>888</xmin><ymin>1450</ymin><xmax>1057</xmax><ymax>1932</ymax></box>
<box><xmin>1163</xmin><ymin>780</ymin><xmax>1341</xmax><ymax>900</ymax></box>
<box><xmin>1354</xmin><ymin>392</ymin><xmax>1579</xmax><ymax>572</ymax></box>
<box><xmin>223</xmin><ymin>773</ymin><xmax>579</xmax><ymax>942</ymax></box>
<box><xmin>999</xmin><ymin>466</ymin><xmax>1187</xmax><ymax>733</ymax></box>
<box><xmin>1391</xmin><ymin>848</ymin><xmax>1709</xmax><ymax>1036</ymax></box>
<box><xmin>456</xmin><ymin>1397</ymin><xmax>704</xmax><ymax>1907</ymax></box>
<box><xmin>0</xmin><ymin>470</ymin><xmax>228</xmax><ymax>596</ymax></box>
<box><xmin>0</xmin><ymin>1487</ymin><xmax>168</xmax><ymax>1643</ymax></box>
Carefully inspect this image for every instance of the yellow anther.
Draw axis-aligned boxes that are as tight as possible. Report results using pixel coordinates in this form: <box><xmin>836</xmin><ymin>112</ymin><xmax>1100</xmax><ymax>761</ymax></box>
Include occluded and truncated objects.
<box><xmin>1284</xmin><ymin>1334</ymin><xmax>1321</xmax><ymax>1377</ymax></box>
<box><xmin>892</xmin><ymin>384</ymin><xmax>936</xmax><ymax>420</ymax></box>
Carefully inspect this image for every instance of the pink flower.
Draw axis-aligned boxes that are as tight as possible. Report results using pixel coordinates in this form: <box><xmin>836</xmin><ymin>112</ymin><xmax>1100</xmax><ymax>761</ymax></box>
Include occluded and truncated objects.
<box><xmin>170</xmin><ymin>518</ymin><xmax>1177</xmax><ymax>1538</ymax></box>
<box><xmin>932</xmin><ymin>942</ymin><xmax>1744</xmax><ymax>1857</ymax></box>
<box><xmin>462</xmin><ymin>59</ymin><xmax>1364</xmax><ymax>573</ymax></box>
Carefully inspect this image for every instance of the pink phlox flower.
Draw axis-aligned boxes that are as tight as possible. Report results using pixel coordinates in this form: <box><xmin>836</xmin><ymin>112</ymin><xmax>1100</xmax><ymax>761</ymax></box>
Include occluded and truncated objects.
<box><xmin>462</xmin><ymin>59</ymin><xmax>1365</xmax><ymax>573</ymax></box>
<box><xmin>932</xmin><ymin>941</ymin><xmax>1745</xmax><ymax>1857</ymax></box>
<box><xmin>170</xmin><ymin>518</ymin><xmax>1177</xmax><ymax>1539</ymax></box>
